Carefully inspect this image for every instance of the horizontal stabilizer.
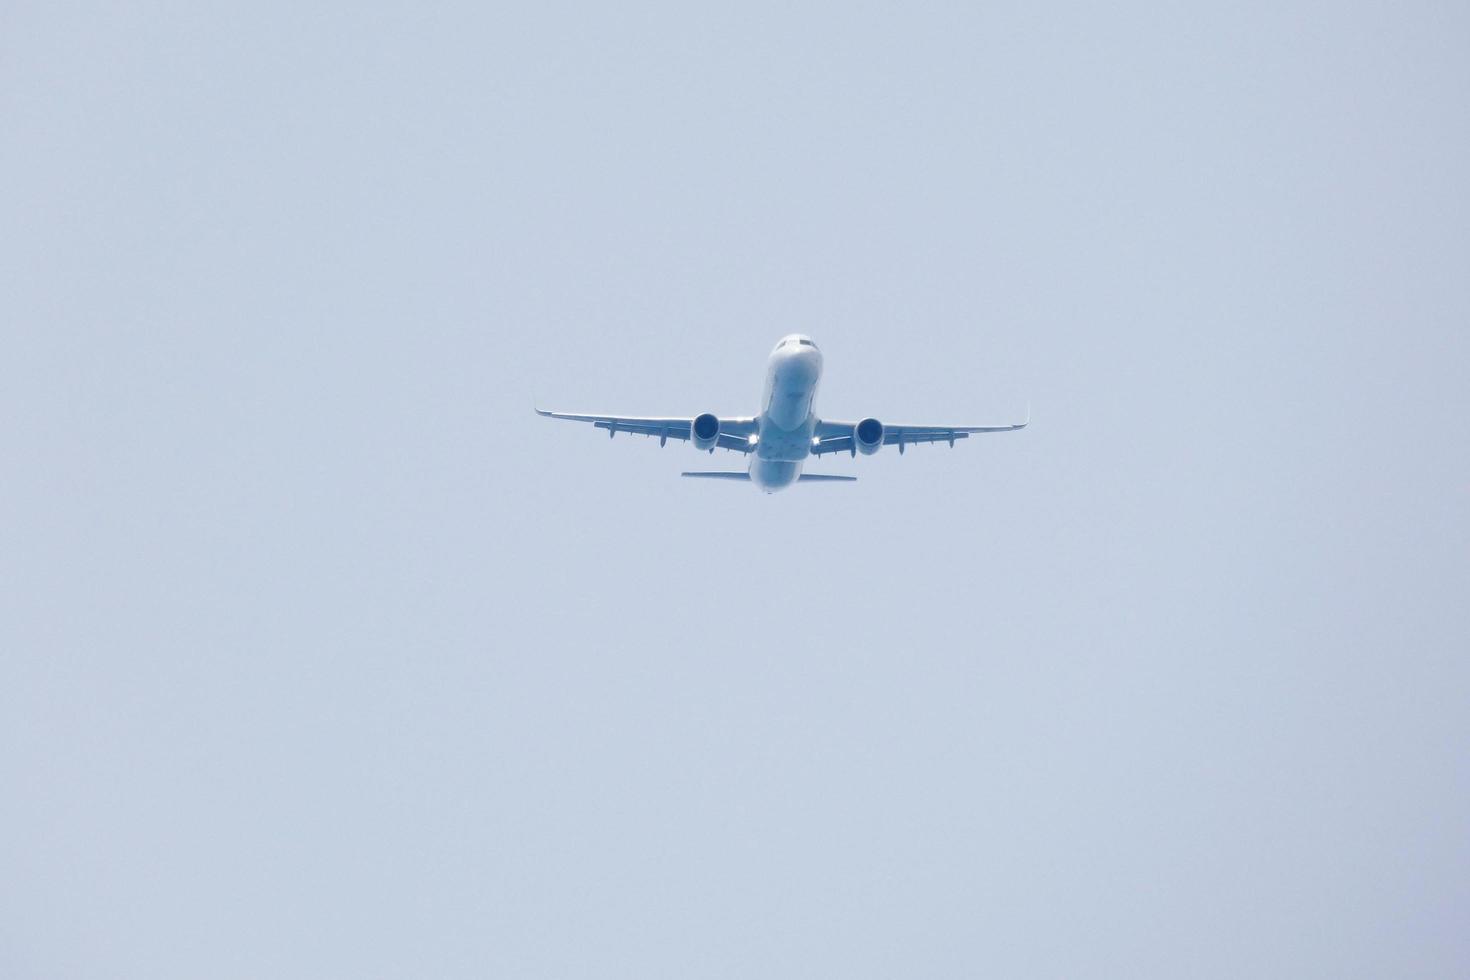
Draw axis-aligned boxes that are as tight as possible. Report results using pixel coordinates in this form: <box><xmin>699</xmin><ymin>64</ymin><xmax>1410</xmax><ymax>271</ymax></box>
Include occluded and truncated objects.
<box><xmin>798</xmin><ymin>474</ymin><xmax>857</xmax><ymax>482</ymax></box>
<box><xmin>681</xmin><ymin>471</ymin><xmax>750</xmax><ymax>480</ymax></box>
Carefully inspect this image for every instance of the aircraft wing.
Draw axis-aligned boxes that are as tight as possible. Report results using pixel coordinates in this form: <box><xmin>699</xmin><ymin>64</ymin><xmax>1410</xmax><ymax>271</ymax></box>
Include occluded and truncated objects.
<box><xmin>535</xmin><ymin>408</ymin><xmax>758</xmax><ymax>454</ymax></box>
<box><xmin>811</xmin><ymin>413</ymin><xmax>1028</xmax><ymax>457</ymax></box>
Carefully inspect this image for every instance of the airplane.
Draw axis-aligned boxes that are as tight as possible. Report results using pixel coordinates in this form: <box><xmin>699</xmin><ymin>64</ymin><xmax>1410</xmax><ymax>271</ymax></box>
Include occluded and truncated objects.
<box><xmin>536</xmin><ymin>334</ymin><xmax>1028</xmax><ymax>493</ymax></box>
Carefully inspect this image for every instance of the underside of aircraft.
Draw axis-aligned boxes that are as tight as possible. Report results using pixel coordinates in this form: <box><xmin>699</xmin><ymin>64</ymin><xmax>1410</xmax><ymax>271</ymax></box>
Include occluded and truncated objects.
<box><xmin>537</xmin><ymin>335</ymin><xmax>1027</xmax><ymax>493</ymax></box>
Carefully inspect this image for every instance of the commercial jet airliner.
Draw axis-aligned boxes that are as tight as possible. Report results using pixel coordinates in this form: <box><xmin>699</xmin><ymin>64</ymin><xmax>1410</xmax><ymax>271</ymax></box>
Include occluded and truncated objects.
<box><xmin>536</xmin><ymin>335</ymin><xmax>1027</xmax><ymax>493</ymax></box>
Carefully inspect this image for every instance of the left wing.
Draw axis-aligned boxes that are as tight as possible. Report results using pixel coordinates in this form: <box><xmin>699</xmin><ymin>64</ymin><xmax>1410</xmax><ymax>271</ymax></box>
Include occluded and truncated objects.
<box><xmin>535</xmin><ymin>408</ymin><xmax>758</xmax><ymax>454</ymax></box>
<box><xmin>811</xmin><ymin>413</ymin><xmax>1028</xmax><ymax>457</ymax></box>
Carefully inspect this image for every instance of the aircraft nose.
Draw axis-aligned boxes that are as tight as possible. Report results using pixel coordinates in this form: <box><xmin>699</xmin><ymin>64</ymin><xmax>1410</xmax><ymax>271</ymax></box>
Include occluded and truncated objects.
<box><xmin>773</xmin><ymin>335</ymin><xmax>820</xmax><ymax>354</ymax></box>
<box><xmin>776</xmin><ymin>340</ymin><xmax>820</xmax><ymax>364</ymax></box>
<box><xmin>776</xmin><ymin>345</ymin><xmax>819</xmax><ymax>378</ymax></box>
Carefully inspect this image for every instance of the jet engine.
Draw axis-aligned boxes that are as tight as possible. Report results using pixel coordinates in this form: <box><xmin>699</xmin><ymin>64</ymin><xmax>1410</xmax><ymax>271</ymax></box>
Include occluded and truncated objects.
<box><xmin>691</xmin><ymin>413</ymin><xmax>721</xmax><ymax>452</ymax></box>
<box><xmin>854</xmin><ymin>417</ymin><xmax>884</xmax><ymax>455</ymax></box>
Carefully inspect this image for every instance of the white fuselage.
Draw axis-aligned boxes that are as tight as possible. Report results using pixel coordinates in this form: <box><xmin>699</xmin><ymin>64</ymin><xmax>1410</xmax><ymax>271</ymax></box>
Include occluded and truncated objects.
<box><xmin>751</xmin><ymin>336</ymin><xmax>823</xmax><ymax>492</ymax></box>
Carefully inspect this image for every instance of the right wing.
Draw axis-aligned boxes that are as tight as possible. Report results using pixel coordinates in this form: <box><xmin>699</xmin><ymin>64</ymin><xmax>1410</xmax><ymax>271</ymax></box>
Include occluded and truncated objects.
<box><xmin>535</xmin><ymin>408</ymin><xmax>758</xmax><ymax>454</ymax></box>
<box><xmin>811</xmin><ymin>411</ymin><xmax>1029</xmax><ymax>457</ymax></box>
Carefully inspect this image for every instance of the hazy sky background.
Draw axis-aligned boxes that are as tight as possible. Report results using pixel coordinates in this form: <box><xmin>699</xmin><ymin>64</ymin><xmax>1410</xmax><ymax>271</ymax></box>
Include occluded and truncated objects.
<box><xmin>3</xmin><ymin>1</ymin><xmax>1467</xmax><ymax>976</ymax></box>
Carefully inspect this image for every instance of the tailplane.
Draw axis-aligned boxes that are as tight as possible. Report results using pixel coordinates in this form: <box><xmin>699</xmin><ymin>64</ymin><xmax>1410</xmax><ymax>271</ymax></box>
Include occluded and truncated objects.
<box><xmin>681</xmin><ymin>472</ymin><xmax>856</xmax><ymax>483</ymax></box>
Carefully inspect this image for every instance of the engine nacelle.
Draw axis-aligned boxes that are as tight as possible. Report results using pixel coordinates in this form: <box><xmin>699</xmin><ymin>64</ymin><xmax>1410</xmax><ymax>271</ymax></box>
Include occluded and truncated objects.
<box><xmin>854</xmin><ymin>417</ymin><xmax>884</xmax><ymax>456</ymax></box>
<box><xmin>691</xmin><ymin>413</ymin><xmax>720</xmax><ymax>452</ymax></box>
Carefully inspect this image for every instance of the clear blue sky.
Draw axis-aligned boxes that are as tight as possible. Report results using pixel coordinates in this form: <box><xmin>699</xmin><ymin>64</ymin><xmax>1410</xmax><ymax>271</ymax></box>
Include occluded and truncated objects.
<box><xmin>3</xmin><ymin>2</ymin><xmax>1467</xmax><ymax>976</ymax></box>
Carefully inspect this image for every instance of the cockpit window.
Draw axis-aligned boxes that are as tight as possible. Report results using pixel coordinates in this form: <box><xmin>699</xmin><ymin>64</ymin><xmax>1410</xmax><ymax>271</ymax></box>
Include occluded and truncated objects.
<box><xmin>798</xmin><ymin>339</ymin><xmax>815</xmax><ymax>347</ymax></box>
